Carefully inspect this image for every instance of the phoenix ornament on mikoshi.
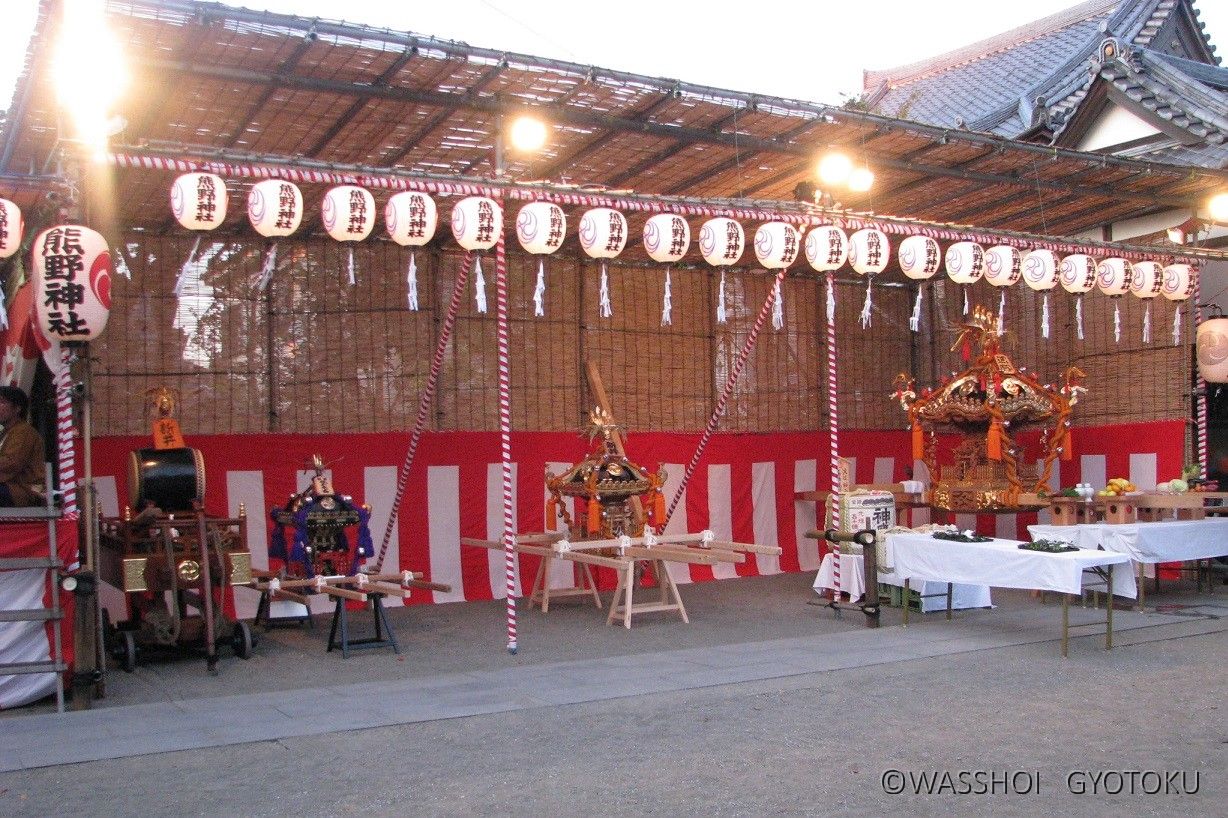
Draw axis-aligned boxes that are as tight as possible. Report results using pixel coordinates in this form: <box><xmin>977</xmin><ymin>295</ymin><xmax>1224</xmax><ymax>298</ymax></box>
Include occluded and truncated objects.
<box><xmin>891</xmin><ymin>305</ymin><xmax>1086</xmax><ymax>513</ymax></box>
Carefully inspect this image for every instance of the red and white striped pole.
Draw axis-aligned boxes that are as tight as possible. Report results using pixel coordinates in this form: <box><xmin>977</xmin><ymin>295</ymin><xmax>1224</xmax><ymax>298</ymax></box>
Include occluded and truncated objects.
<box><xmin>373</xmin><ymin>253</ymin><xmax>473</xmax><ymax>571</ymax></box>
<box><xmin>826</xmin><ymin>273</ymin><xmax>841</xmax><ymax>601</ymax></box>
<box><xmin>665</xmin><ymin>269</ymin><xmax>787</xmax><ymax>526</ymax></box>
<box><xmin>1195</xmin><ymin>267</ymin><xmax>1208</xmax><ymax>473</ymax></box>
<box><xmin>55</xmin><ymin>346</ymin><xmax>78</xmax><ymax>519</ymax></box>
<box><xmin>494</xmin><ymin>222</ymin><xmax>518</xmax><ymax>654</ymax></box>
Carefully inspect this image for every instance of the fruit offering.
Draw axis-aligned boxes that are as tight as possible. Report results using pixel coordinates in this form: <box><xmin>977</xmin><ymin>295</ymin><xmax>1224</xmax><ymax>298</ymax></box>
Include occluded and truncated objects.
<box><xmin>1096</xmin><ymin>477</ymin><xmax>1136</xmax><ymax>497</ymax></box>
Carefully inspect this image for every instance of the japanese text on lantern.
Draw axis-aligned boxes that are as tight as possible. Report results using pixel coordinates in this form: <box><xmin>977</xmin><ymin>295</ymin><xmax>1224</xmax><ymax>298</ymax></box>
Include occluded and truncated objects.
<box><xmin>347</xmin><ymin>189</ymin><xmax>367</xmax><ymax>234</ymax></box>
<box><xmin>548</xmin><ymin>209</ymin><xmax>564</xmax><ymax>245</ymax></box>
<box><xmin>724</xmin><ymin>222</ymin><xmax>740</xmax><ymax>260</ymax></box>
<box><xmin>866</xmin><ymin>232</ymin><xmax>882</xmax><ymax>267</ymax></box>
<box><xmin>407</xmin><ymin>195</ymin><xmax>428</xmax><ymax>238</ymax></box>
<box><xmin>0</xmin><ymin>207</ymin><xmax>8</xmax><ymax>247</ymax></box>
<box><xmin>40</xmin><ymin>227</ymin><xmax>88</xmax><ymax>337</ymax></box>
<box><xmin>782</xmin><ymin>229</ymin><xmax>798</xmax><ymax>263</ymax></box>
<box><xmin>826</xmin><ymin>233</ymin><xmax>842</xmax><ymax>265</ymax></box>
<box><xmin>604</xmin><ymin>213</ymin><xmax>624</xmax><ymax>253</ymax></box>
<box><xmin>476</xmin><ymin>200</ymin><xmax>495</xmax><ymax>244</ymax></box>
<box><xmin>276</xmin><ymin>183</ymin><xmax>297</xmax><ymax>230</ymax></box>
<box><xmin>195</xmin><ymin>175</ymin><xmax>217</xmax><ymax>224</ymax></box>
<box><xmin>669</xmin><ymin>218</ymin><xmax>686</xmax><ymax>255</ymax></box>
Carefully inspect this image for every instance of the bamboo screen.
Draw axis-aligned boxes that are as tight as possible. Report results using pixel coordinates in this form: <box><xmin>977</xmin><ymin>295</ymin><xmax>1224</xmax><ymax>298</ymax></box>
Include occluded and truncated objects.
<box><xmin>91</xmin><ymin>234</ymin><xmax>1194</xmax><ymax>437</ymax></box>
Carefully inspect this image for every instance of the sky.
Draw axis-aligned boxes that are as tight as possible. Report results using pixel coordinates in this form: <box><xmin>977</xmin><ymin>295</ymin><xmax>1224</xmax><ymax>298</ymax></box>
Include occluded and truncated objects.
<box><xmin>2</xmin><ymin>0</ymin><xmax>1226</xmax><ymax>112</ymax></box>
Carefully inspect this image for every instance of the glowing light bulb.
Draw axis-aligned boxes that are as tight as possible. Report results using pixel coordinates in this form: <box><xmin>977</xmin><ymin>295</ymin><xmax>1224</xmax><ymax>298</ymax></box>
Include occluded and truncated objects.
<box><xmin>1209</xmin><ymin>192</ymin><xmax>1228</xmax><ymax>223</ymax></box>
<box><xmin>848</xmin><ymin>167</ymin><xmax>875</xmax><ymax>192</ymax></box>
<box><xmin>817</xmin><ymin>152</ymin><xmax>852</xmax><ymax>186</ymax></box>
<box><xmin>509</xmin><ymin>116</ymin><xmax>548</xmax><ymax>152</ymax></box>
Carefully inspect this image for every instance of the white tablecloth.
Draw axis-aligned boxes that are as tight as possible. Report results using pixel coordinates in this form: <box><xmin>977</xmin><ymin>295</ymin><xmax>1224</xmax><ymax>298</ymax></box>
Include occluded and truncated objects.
<box><xmin>813</xmin><ymin>552</ymin><xmax>992</xmax><ymax>612</ymax></box>
<box><xmin>887</xmin><ymin>532</ymin><xmax>1136</xmax><ymax>599</ymax></box>
<box><xmin>1029</xmin><ymin>519</ymin><xmax>1228</xmax><ymax>564</ymax></box>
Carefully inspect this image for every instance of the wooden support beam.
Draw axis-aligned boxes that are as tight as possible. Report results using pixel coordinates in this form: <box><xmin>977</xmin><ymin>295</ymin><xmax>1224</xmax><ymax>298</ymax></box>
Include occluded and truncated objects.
<box><xmin>584</xmin><ymin>359</ymin><xmax>645</xmax><ymax>526</ymax></box>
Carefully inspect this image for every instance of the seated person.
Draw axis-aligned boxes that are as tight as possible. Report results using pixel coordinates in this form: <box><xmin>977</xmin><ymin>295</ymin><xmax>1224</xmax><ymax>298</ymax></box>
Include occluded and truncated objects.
<box><xmin>0</xmin><ymin>386</ymin><xmax>46</xmax><ymax>507</ymax></box>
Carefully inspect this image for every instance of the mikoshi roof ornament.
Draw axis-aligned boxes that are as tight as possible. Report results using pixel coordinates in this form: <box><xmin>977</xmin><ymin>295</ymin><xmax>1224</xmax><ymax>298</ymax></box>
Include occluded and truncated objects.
<box><xmin>516</xmin><ymin>201</ymin><xmax>566</xmax><ymax>317</ymax></box>
<box><xmin>944</xmin><ymin>240</ymin><xmax>985</xmax><ymax>318</ymax></box>
<box><xmin>579</xmin><ymin>208</ymin><xmax>628</xmax><ymax>319</ymax></box>
<box><xmin>892</xmin><ymin>304</ymin><xmax>1087</xmax><ymax>513</ymax></box>
<box><xmin>322</xmin><ymin>185</ymin><xmax>375</xmax><ymax>286</ymax></box>
<box><xmin>247</xmin><ymin>179</ymin><xmax>303</xmax><ymax>289</ymax></box>
<box><xmin>848</xmin><ymin>227</ymin><xmax>889</xmax><ymax>328</ymax></box>
<box><xmin>897</xmin><ymin>235</ymin><xmax>940</xmax><ymax>332</ymax></box>
<box><xmin>1196</xmin><ymin>308</ymin><xmax>1228</xmax><ymax>383</ymax></box>
<box><xmin>1162</xmin><ymin>263</ymin><xmax>1196</xmax><ymax>346</ymax></box>
<box><xmin>32</xmin><ymin>225</ymin><xmax>112</xmax><ymax>343</ymax></box>
<box><xmin>1095</xmin><ymin>258</ymin><xmax>1133</xmax><ymax>344</ymax></box>
<box><xmin>1022</xmin><ymin>249</ymin><xmax>1059</xmax><ymax>339</ymax></box>
<box><xmin>643</xmin><ymin>214</ymin><xmax>690</xmax><ymax>326</ymax></box>
<box><xmin>0</xmin><ymin>198</ymin><xmax>23</xmax><ymax>330</ymax></box>
<box><xmin>1129</xmin><ymin>260</ymin><xmax>1163</xmax><ymax>343</ymax></box>
<box><xmin>385</xmin><ymin>191</ymin><xmax>438</xmax><ymax>311</ymax></box>
<box><xmin>451</xmin><ymin>196</ymin><xmax>503</xmax><ymax>314</ymax></box>
<box><xmin>754</xmin><ymin>222</ymin><xmax>801</xmax><ymax>330</ymax></box>
<box><xmin>170</xmin><ymin>173</ymin><xmax>228</xmax><ymax>296</ymax></box>
<box><xmin>1059</xmin><ymin>253</ymin><xmax>1098</xmax><ymax>341</ymax></box>
<box><xmin>983</xmin><ymin>245</ymin><xmax>1021</xmax><ymax>336</ymax></box>
<box><xmin>700</xmin><ymin>217</ymin><xmax>744</xmax><ymax>325</ymax></box>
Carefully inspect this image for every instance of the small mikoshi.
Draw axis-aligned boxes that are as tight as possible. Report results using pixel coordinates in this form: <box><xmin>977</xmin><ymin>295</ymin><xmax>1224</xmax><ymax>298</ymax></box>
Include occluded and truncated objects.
<box><xmin>546</xmin><ymin>408</ymin><xmax>667</xmax><ymax>539</ymax></box>
<box><xmin>984</xmin><ymin>245</ymin><xmax>1022</xmax><ymax>335</ymax></box>
<box><xmin>703</xmin><ymin>217</ymin><xmax>745</xmax><ymax>324</ymax></box>
<box><xmin>580</xmin><ymin>208</ymin><xmax>629</xmax><ymax>318</ymax></box>
<box><xmin>848</xmin><ymin>228</ymin><xmax>889</xmax><ymax>328</ymax></box>
<box><xmin>1022</xmin><ymin>249</ymin><xmax>1060</xmax><ymax>338</ymax></box>
<box><xmin>269</xmin><ymin>455</ymin><xmax>374</xmax><ymax>578</ymax></box>
<box><xmin>451</xmin><ymin>196</ymin><xmax>504</xmax><ymax>313</ymax></box>
<box><xmin>1130</xmin><ymin>261</ymin><xmax>1164</xmax><ymax>343</ymax></box>
<box><xmin>1162</xmin><ymin>263</ymin><xmax>1196</xmax><ymax>344</ymax></box>
<box><xmin>899</xmin><ymin>235</ymin><xmax>941</xmax><ymax>332</ymax></box>
<box><xmin>1197</xmin><ymin>315</ymin><xmax>1228</xmax><ymax>383</ymax></box>
<box><xmin>754</xmin><ymin>222</ymin><xmax>800</xmax><ymax>331</ymax></box>
<box><xmin>31</xmin><ymin>224</ymin><xmax>112</xmax><ymax>342</ymax></box>
<box><xmin>892</xmin><ymin>305</ymin><xmax>1086</xmax><ymax>513</ymax></box>
<box><xmin>322</xmin><ymin>185</ymin><xmax>375</xmax><ymax>285</ymax></box>
<box><xmin>1060</xmin><ymin>253</ymin><xmax>1097</xmax><ymax>340</ymax></box>
<box><xmin>247</xmin><ymin>179</ymin><xmax>303</xmax><ymax>288</ymax></box>
<box><xmin>385</xmin><ymin>191</ymin><xmax>437</xmax><ymax>311</ymax></box>
<box><xmin>1096</xmin><ymin>258</ymin><xmax>1133</xmax><ymax>343</ymax></box>
<box><xmin>518</xmin><ymin>201</ymin><xmax>567</xmax><ymax>317</ymax></box>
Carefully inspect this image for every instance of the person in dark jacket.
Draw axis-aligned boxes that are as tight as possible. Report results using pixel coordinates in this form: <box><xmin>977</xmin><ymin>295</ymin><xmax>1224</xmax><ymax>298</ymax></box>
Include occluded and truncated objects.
<box><xmin>0</xmin><ymin>385</ymin><xmax>46</xmax><ymax>506</ymax></box>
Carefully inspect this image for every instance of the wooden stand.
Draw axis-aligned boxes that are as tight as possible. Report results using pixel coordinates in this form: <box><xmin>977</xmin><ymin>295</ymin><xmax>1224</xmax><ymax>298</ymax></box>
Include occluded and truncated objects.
<box><xmin>606</xmin><ymin>559</ymin><xmax>687</xmax><ymax>628</ymax></box>
<box><xmin>528</xmin><ymin>555</ymin><xmax>601</xmax><ymax>612</ymax></box>
<box><xmin>327</xmin><ymin>592</ymin><xmax>397</xmax><ymax>657</ymax></box>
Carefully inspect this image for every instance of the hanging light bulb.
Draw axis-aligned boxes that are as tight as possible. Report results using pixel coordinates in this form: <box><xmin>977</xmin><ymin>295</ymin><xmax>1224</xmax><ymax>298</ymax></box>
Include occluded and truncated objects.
<box><xmin>509</xmin><ymin>115</ymin><xmax>548</xmax><ymax>152</ymax></box>
<box><xmin>817</xmin><ymin>152</ymin><xmax>852</xmax><ymax>186</ymax></box>
<box><xmin>848</xmin><ymin>166</ymin><xmax>874</xmax><ymax>192</ymax></box>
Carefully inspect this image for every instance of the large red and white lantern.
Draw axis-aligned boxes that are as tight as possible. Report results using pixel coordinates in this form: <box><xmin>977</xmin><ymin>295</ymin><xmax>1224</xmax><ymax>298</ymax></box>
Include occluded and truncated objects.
<box><xmin>32</xmin><ymin>225</ymin><xmax>112</xmax><ymax>342</ymax></box>
<box><xmin>170</xmin><ymin>173</ymin><xmax>228</xmax><ymax>231</ymax></box>
<box><xmin>580</xmin><ymin>208</ymin><xmax>627</xmax><ymax>318</ymax></box>
<box><xmin>247</xmin><ymin>180</ymin><xmax>303</xmax><ymax>237</ymax></box>
<box><xmin>804</xmin><ymin>225</ymin><xmax>847</xmax><ymax>272</ymax></box>
<box><xmin>1197</xmin><ymin>317</ymin><xmax>1228</xmax><ymax>382</ymax></box>
<box><xmin>518</xmin><ymin>202</ymin><xmax>567</xmax><ymax>317</ymax></box>
<box><xmin>385</xmin><ymin>191</ymin><xmax>437</xmax><ymax>247</ymax></box>
<box><xmin>898</xmin><ymin>235</ymin><xmax>940</xmax><ymax>280</ymax></box>
<box><xmin>0</xmin><ymin>198</ymin><xmax>22</xmax><ymax>260</ymax></box>
<box><xmin>643</xmin><ymin>214</ymin><xmax>690</xmax><ymax>264</ymax></box>
<box><xmin>699</xmin><ymin>218</ymin><xmax>744</xmax><ymax>266</ymax></box>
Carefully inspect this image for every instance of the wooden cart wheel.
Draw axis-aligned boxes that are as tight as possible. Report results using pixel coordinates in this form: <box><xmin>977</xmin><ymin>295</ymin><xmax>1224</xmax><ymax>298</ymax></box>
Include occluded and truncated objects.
<box><xmin>121</xmin><ymin>630</ymin><xmax>138</xmax><ymax>673</ymax></box>
<box><xmin>232</xmin><ymin>622</ymin><xmax>253</xmax><ymax>660</ymax></box>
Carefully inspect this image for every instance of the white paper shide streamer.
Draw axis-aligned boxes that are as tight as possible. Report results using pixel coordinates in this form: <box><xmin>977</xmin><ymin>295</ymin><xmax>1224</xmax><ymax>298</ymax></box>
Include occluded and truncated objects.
<box><xmin>661</xmin><ymin>268</ymin><xmax>673</xmax><ymax>326</ymax></box>
<box><xmin>1130</xmin><ymin>261</ymin><xmax>1163</xmax><ymax>344</ymax></box>
<box><xmin>717</xmin><ymin>269</ymin><xmax>728</xmax><ymax>325</ymax></box>
<box><xmin>848</xmin><ymin>228</ymin><xmax>889</xmax><ymax>329</ymax></box>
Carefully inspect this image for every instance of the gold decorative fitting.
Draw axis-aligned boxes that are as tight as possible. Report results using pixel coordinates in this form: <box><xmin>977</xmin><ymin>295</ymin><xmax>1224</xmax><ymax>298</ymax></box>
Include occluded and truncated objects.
<box><xmin>122</xmin><ymin>557</ymin><xmax>148</xmax><ymax>592</ymax></box>
<box><xmin>177</xmin><ymin>559</ymin><xmax>201</xmax><ymax>582</ymax></box>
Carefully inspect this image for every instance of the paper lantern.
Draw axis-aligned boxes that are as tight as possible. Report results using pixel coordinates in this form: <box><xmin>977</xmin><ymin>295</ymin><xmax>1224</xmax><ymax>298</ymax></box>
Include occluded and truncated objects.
<box><xmin>1059</xmin><ymin>254</ymin><xmax>1097</xmax><ymax>294</ymax></box>
<box><xmin>1161</xmin><ymin>263</ymin><xmax>1195</xmax><ymax>302</ymax></box>
<box><xmin>1022</xmin><ymin>250</ymin><xmax>1059</xmax><ymax>291</ymax></box>
<box><xmin>699</xmin><ymin>218</ymin><xmax>744</xmax><ymax>266</ymax></box>
<box><xmin>1129</xmin><ymin>261</ymin><xmax>1164</xmax><ymax>299</ymax></box>
<box><xmin>247</xmin><ymin>180</ymin><xmax>303</xmax><ymax>237</ymax></box>
<box><xmin>451</xmin><ymin>196</ymin><xmax>503</xmax><ymax>251</ymax></box>
<box><xmin>804</xmin><ymin>225</ymin><xmax>847</xmax><ymax>272</ymax></box>
<box><xmin>322</xmin><ymin>186</ymin><xmax>375</xmax><ymax>243</ymax></box>
<box><xmin>944</xmin><ymin>241</ymin><xmax>984</xmax><ymax>284</ymax></box>
<box><xmin>516</xmin><ymin>202</ymin><xmax>566</xmax><ymax>255</ymax></box>
<box><xmin>1197</xmin><ymin>318</ymin><xmax>1228</xmax><ymax>382</ymax></box>
<box><xmin>579</xmin><ymin>208</ymin><xmax>628</xmax><ymax>259</ymax></box>
<box><xmin>31</xmin><ymin>225</ymin><xmax>111</xmax><ymax>342</ymax></box>
<box><xmin>897</xmin><ymin>235</ymin><xmax>940</xmax><ymax>280</ymax></box>
<box><xmin>384</xmin><ymin>191</ymin><xmax>437</xmax><ymax>247</ymax></box>
<box><xmin>643</xmin><ymin>214</ymin><xmax>690</xmax><ymax>263</ymax></box>
<box><xmin>1096</xmin><ymin>258</ymin><xmax>1133</xmax><ymax>297</ymax></box>
<box><xmin>753</xmin><ymin>222</ymin><xmax>801</xmax><ymax>270</ymax></box>
<box><xmin>848</xmin><ymin>228</ymin><xmax>889</xmax><ymax>275</ymax></box>
<box><xmin>0</xmin><ymin>198</ymin><xmax>22</xmax><ymax>259</ymax></box>
<box><xmin>983</xmin><ymin>245</ymin><xmax>1022</xmax><ymax>287</ymax></box>
<box><xmin>170</xmin><ymin>173</ymin><xmax>227</xmax><ymax>232</ymax></box>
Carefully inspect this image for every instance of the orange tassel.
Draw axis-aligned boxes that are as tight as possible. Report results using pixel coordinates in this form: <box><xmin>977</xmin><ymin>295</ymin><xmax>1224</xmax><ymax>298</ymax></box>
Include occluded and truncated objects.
<box><xmin>545</xmin><ymin>496</ymin><xmax>557</xmax><ymax>529</ymax></box>
<box><xmin>1061</xmin><ymin>427</ymin><xmax>1072</xmax><ymax>461</ymax></box>
<box><xmin>653</xmin><ymin>491</ymin><xmax>665</xmax><ymax>523</ymax></box>
<box><xmin>587</xmin><ymin>496</ymin><xmax>601</xmax><ymax>534</ymax></box>
<box><xmin>987</xmin><ymin>420</ymin><xmax>1002</xmax><ymax>461</ymax></box>
<box><xmin>911</xmin><ymin>420</ymin><xmax>924</xmax><ymax>462</ymax></box>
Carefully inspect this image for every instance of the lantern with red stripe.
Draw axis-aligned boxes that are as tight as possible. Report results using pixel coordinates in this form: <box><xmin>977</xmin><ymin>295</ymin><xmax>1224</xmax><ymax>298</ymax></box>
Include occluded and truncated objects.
<box><xmin>385</xmin><ymin>191</ymin><xmax>438</xmax><ymax>311</ymax></box>
<box><xmin>517</xmin><ymin>202</ymin><xmax>566</xmax><ymax>317</ymax></box>
<box><xmin>848</xmin><ymin>228</ymin><xmax>889</xmax><ymax>328</ymax></box>
<box><xmin>580</xmin><ymin>208</ymin><xmax>628</xmax><ymax>318</ymax></box>
<box><xmin>644</xmin><ymin>214</ymin><xmax>690</xmax><ymax>327</ymax></box>
<box><xmin>1023</xmin><ymin>249</ymin><xmax>1060</xmax><ymax>339</ymax></box>
<box><xmin>1130</xmin><ymin>261</ymin><xmax>1163</xmax><ymax>343</ymax></box>
<box><xmin>1096</xmin><ymin>258</ymin><xmax>1133</xmax><ymax>344</ymax></box>
<box><xmin>323</xmin><ymin>185</ymin><xmax>375</xmax><ymax>286</ymax></box>
<box><xmin>451</xmin><ymin>196</ymin><xmax>504</xmax><ymax>314</ymax></box>
<box><xmin>754</xmin><ymin>222</ymin><xmax>800</xmax><ymax>331</ymax></box>
<box><xmin>1162</xmin><ymin>263</ymin><xmax>1196</xmax><ymax>345</ymax></box>
<box><xmin>32</xmin><ymin>225</ymin><xmax>112</xmax><ymax>342</ymax></box>
<box><xmin>247</xmin><ymin>179</ymin><xmax>303</xmax><ymax>289</ymax></box>
<box><xmin>1060</xmin><ymin>254</ymin><xmax>1098</xmax><ymax>340</ymax></box>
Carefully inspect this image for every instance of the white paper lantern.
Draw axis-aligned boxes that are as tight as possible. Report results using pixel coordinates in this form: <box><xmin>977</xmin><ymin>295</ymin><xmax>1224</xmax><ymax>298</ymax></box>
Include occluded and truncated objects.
<box><xmin>1161</xmin><ymin>263</ymin><xmax>1195</xmax><ymax>302</ymax></box>
<box><xmin>385</xmin><ymin>192</ymin><xmax>437</xmax><ymax>247</ymax></box>
<box><xmin>450</xmin><ymin>196</ymin><xmax>503</xmax><ymax>251</ymax></box>
<box><xmin>1096</xmin><ymin>258</ymin><xmax>1133</xmax><ymax>297</ymax></box>
<box><xmin>170</xmin><ymin>173</ymin><xmax>227</xmax><ymax>232</ymax></box>
<box><xmin>897</xmin><ymin>235</ymin><xmax>940</xmax><ymax>280</ymax></box>
<box><xmin>699</xmin><ymin>218</ymin><xmax>744</xmax><ymax>266</ymax></box>
<box><xmin>643</xmin><ymin>214</ymin><xmax>690</xmax><ymax>263</ymax></box>
<box><xmin>1197</xmin><ymin>318</ymin><xmax>1228</xmax><ymax>382</ymax></box>
<box><xmin>983</xmin><ymin>245</ymin><xmax>1022</xmax><ymax>287</ymax></box>
<box><xmin>31</xmin><ymin>225</ymin><xmax>112</xmax><ymax>342</ymax></box>
<box><xmin>1022</xmin><ymin>249</ymin><xmax>1059</xmax><ymax>291</ymax></box>
<box><xmin>848</xmin><ymin>228</ymin><xmax>889</xmax><ymax>275</ymax></box>
<box><xmin>753</xmin><ymin>222</ymin><xmax>801</xmax><ymax>270</ymax></box>
<box><xmin>516</xmin><ymin>202</ymin><xmax>566</xmax><ymax>255</ymax></box>
<box><xmin>0</xmin><ymin>198</ymin><xmax>22</xmax><ymax>259</ymax></box>
<box><xmin>247</xmin><ymin>180</ymin><xmax>303</xmax><ymax>238</ymax></box>
<box><xmin>1129</xmin><ymin>261</ymin><xmax>1164</xmax><ymax>299</ymax></box>
<box><xmin>804</xmin><ymin>226</ymin><xmax>847</xmax><ymax>272</ymax></box>
<box><xmin>944</xmin><ymin>241</ymin><xmax>985</xmax><ymax>284</ymax></box>
<box><xmin>1059</xmin><ymin>254</ymin><xmax>1097</xmax><ymax>294</ymax></box>
<box><xmin>579</xmin><ymin>208</ymin><xmax>628</xmax><ymax>259</ymax></box>
<box><xmin>322</xmin><ymin>186</ymin><xmax>375</xmax><ymax>243</ymax></box>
